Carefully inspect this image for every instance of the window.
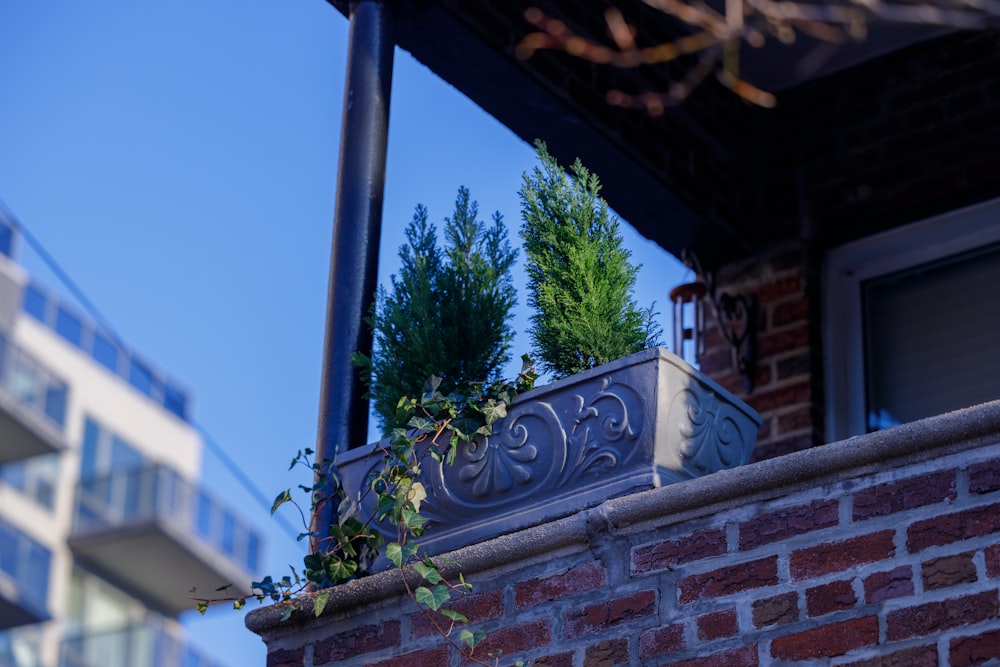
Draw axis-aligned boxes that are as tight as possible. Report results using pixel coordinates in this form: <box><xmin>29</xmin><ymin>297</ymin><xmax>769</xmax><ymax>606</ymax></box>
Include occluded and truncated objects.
<box><xmin>55</xmin><ymin>305</ymin><xmax>84</xmax><ymax>348</ymax></box>
<box><xmin>91</xmin><ymin>331</ymin><xmax>120</xmax><ymax>373</ymax></box>
<box><xmin>22</xmin><ymin>285</ymin><xmax>48</xmax><ymax>323</ymax></box>
<box><xmin>825</xmin><ymin>198</ymin><xmax>1000</xmax><ymax>440</ymax></box>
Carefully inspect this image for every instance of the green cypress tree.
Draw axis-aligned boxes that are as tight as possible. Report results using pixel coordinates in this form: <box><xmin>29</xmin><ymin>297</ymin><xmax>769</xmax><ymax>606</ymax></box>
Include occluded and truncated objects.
<box><xmin>367</xmin><ymin>188</ymin><xmax>518</xmax><ymax>434</ymax></box>
<box><xmin>519</xmin><ymin>141</ymin><xmax>661</xmax><ymax>379</ymax></box>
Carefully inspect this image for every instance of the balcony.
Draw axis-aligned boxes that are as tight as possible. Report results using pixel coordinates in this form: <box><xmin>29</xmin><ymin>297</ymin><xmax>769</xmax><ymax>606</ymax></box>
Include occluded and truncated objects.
<box><xmin>0</xmin><ymin>332</ymin><xmax>68</xmax><ymax>464</ymax></box>
<box><xmin>0</xmin><ymin>520</ymin><xmax>51</xmax><ymax>630</ymax></box>
<box><xmin>68</xmin><ymin>466</ymin><xmax>261</xmax><ymax>616</ymax></box>
<box><xmin>61</xmin><ymin>622</ymin><xmax>225</xmax><ymax>667</ymax></box>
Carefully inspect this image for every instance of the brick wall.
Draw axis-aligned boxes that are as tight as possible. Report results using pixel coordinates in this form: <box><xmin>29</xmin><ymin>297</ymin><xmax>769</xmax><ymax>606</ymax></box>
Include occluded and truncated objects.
<box><xmin>248</xmin><ymin>402</ymin><xmax>1000</xmax><ymax>667</ymax></box>
<box><xmin>695</xmin><ymin>242</ymin><xmax>823</xmax><ymax>462</ymax></box>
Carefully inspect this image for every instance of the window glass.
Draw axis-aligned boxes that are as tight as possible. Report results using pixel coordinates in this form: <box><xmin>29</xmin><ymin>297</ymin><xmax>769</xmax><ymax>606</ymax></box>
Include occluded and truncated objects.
<box><xmin>22</xmin><ymin>285</ymin><xmax>47</xmax><ymax>323</ymax></box>
<box><xmin>163</xmin><ymin>384</ymin><xmax>188</xmax><ymax>420</ymax></box>
<box><xmin>196</xmin><ymin>492</ymin><xmax>213</xmax><ymax>540</ymax></box>
<box><xmin>81</xmin><ymin>419</ymin><xmax>101</xmax><ymax>478</ymax></box>
<box><xmin>55</xmin><ymin>306</ymin><xmax>84</xmax><ymax>348</ymax></box>
<box><xmin>863</xmin><ymin>243</ymin><xmax>1000</xmax><ymax>431</ymax></box>
<box><xmin>246</xmin><ymin>532</ymin><xmax>260</xmax><ymax>572</ymax></box>
<box><xmin>221</xmin><ymin>513</ymin><xmax>236</xmax><ymax>556</ymax></box>
<box><xmin>109</xmin><ymin>435</ymin><xmax>144</xmax><ymax>472</ymax></box>
<box><xmin>92</xmin><ymin>332</ymin><xmax>119</xmax><ymax>373</ymax></box>
<box><xmin>0</xmin><ymin>222</ymin><xmax>12</xmax><ymax>257</ymax></box>
<box><xmin>44</xmin><ymin>383</ymin><xmax>67</xmax><ymax>426</ymax></box>
<box><xmin>128</xmin><ymin>358</ymin><xmax>153</xmax><ymax>396</ymax></box>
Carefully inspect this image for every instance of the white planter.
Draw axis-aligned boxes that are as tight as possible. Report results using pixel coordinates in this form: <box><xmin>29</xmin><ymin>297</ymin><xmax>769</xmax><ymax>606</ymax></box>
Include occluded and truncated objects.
<box><xmin>336</xmin><ymin>347</ymin><xmax>761</xmax><ymax>560</ymax></box>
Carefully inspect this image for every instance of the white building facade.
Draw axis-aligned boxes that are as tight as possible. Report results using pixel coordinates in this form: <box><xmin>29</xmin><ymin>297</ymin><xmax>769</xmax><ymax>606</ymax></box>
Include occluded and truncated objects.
<box><xmin>0</xmin><ymin>221</ymin><xmax>261</xmax><ymax>667</ymax></box>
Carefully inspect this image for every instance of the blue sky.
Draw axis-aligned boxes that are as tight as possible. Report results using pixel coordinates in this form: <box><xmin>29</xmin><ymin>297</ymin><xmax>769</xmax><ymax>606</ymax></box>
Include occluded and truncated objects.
<box><xmin>0</xmin><ymin>1</ymin><xmax>686</xmax><ymax>663</ymax></box>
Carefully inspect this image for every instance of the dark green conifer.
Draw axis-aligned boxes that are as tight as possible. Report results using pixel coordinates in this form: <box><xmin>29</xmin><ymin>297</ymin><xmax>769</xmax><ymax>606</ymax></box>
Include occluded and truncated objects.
<box><xmin>519</xmin><ymin>141</ymin><xmax>661</xmax><ymax>378</ymax></box>
<box><xmin>368</xmin><ymin>188</ymin><xmax>517</xmax><ymax>434</ymax></box>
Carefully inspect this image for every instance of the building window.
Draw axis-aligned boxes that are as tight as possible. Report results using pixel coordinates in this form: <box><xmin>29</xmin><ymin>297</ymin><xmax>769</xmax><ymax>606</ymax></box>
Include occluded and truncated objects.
<box><xmin>825</xmin><ymin>198</ymin><xmax>1000</xmax><ymax>440</ymax></box>
<box><xmin>55</xmin><ymin>305</ymin><xmax>84</xmax><ymax>348</ymax></box>
<box><xmin>22</xmin><ymin>284</ymin><xmax>48</xmax><ymax>324</ymax></box>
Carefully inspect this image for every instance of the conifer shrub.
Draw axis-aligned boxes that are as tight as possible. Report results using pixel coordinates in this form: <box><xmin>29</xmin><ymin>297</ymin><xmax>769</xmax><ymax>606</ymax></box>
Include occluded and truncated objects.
<box><xmin>365</xmin><ymin>187</ymin><xmax>518</xmax><ymax>434</ymax></box>
<box><xmin>519</xmin><ymin>141</ymin><xmax>661</xmax><ymax>378</ymax></box>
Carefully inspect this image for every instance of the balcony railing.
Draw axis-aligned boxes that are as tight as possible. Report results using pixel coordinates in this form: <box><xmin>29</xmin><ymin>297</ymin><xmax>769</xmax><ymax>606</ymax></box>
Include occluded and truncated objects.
<box><xmin>19</xmin><ymin>282</ymin><xmax>189</xmax><ymax>421</ymax></box>
<box><xmin>0</xmin><ymin>520</ymin><xmax>51</xmax><ymax>630</ymax></box>
<box><xmin>69</xmin><ymin>466</ymin><xmax>261</xmax><ymax>616</ymax></box>
<box><xmin>61</xmin><ymin>623</ymin><xmax>225</xmax><ymax>667</ymax></box>
<box><xmin>0</xmin><ymin>332</ymin><xmax>68</xmax><ymax>464</ymax></box>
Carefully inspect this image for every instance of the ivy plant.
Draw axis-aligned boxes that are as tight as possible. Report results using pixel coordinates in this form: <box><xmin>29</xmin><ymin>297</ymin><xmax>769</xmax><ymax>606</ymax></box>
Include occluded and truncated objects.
<box><xmin>193</xmin><ymin>357</ymin><xmax>537</xmax><ymax>666</ymax></box>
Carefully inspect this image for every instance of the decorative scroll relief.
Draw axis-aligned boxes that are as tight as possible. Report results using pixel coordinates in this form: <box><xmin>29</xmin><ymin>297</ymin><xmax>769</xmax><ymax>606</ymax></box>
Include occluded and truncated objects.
<box><xmin>666</xmin><ymin>384</ymin><xmax>749</xmax><ymax>478</ymax></box>
<box><xmin>423</xmin><ymin>375</ymin><xmax>644</xmax><ymax>521</ymax></box>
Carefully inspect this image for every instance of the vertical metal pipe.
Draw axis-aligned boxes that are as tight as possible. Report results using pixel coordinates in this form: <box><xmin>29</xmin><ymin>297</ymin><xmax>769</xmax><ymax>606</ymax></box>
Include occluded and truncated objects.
<box><xmin>312</xmin><ymin>0</ymin><xmax>394</xmax><ymax>555</ymax></box>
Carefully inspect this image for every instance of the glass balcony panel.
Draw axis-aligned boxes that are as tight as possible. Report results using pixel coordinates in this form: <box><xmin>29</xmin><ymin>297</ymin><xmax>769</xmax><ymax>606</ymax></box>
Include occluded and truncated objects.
<box><xmin>0</xmin><ymin>521</ymin><xmax>51</xmax><ymax>629</ymax></box>
<box><xmin>69</xmin><ymin>466</ymin><xmax>261</xmax><ymax>615</ymax></box>
<box><xmin>60</xmin><ymin>624</ymin><xmax>226</xmax><ymax>667</ymax></box>
<box><xmin>0</xmin><ymin>332</ymin><xmax>69</xmax><ymax>463</ymax></box>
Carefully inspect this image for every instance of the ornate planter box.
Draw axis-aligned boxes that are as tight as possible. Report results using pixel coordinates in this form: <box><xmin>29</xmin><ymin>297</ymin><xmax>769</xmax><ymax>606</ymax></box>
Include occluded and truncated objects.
<box><xmin>336</xmin><ymin>347</ymin><xmax>761</xmax><ymax>560</ymax></box>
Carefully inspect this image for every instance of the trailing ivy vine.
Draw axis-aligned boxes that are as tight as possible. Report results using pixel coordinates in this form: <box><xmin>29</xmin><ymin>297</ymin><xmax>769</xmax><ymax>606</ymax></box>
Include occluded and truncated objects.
<box><xmin>193</xmin><ymin>356</ymin><xmax>537</xmax><ymax>665</ymax></box>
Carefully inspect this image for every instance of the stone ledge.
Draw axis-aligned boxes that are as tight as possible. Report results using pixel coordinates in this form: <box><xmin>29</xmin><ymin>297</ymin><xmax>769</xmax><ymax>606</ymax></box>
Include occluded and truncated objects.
<box><xmin>247</xmin><ymin>399</ymin><xmax>1000</xmax><ymax>638</ymax></box>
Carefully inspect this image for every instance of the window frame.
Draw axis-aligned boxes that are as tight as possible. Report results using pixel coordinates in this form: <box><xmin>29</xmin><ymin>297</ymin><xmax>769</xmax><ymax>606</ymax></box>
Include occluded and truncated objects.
<box><xmin>823</xmin><ymin>197</ymin><xmax>1000</xmax><ymax>441</ymax></box>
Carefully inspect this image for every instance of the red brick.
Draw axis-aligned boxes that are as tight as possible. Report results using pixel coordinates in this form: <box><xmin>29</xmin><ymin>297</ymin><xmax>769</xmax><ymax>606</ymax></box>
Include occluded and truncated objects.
<box><xmin>775</xmin><ymin>352</ymin><xmax>810</xmax><ymax>380</ymax></box>
<box><xmin>515</xmin><ymin>562</ymin><xmax>607</xmax><ymax>608</ymax></box>
<box><xmin>864</xmin><ymin>565</ymin><xmax>914</xmax><ymax>604</ymax></box>
<box><xmin>758</xmin><ymin>276</ymin><xmax>803</xmax><ymax>303</ymax></box>
<box><xmin>267</xmin><ymin>647</ymin><xmax>304</xmax><ymax>667</ymax></box>
<box><xmin>886</xmin><ymin>590</ymin><xmax>1000</xmax><ymax>641</ymax></box>
<box><xmin>790</xmin><ymin>531</ymin><xmax>895</xmax><ymax>580</ymax></box>
<box><xmin>699</xmin><ymin>347</ymin><xmax>735</xmax><ymax>376</ymax></box>
<box><xmin>638</xmin><ymin>624</ymin><xmax>685</xmax><ymax>658</ymax></box>
<box><xmin>771</xmin><ymin>299</ymin><xmax>809</xmax><ymax>327</ymax></box>
<box><xmin>852</xmin><ymin>471</ymin><xmax>956</xmax><ymax>521</ymax></box>
<box><xmin>565</xmin><ymin>590</ymin><xmax>657</xmax><ymax>638</ymax></box>
<box><xmin>738</xmin><ymin>500</ymin><xmax>838</xmax><ymax>550</ymax></box>
<box><xmin>469</xmin><ymin>619</ymin><xmax>551</xmax><ymax>661</ymax></box>
<box><xmin>533</xmin><ymin>652</ymin><xmax>575</xmax><ymax>667</ymax></box>
<box><xmin>840</xmin><ymin>644</ymin><xmax>938</xmax><ymax>667</ymax></box>
<box><xmin>969</xmin><ymin>459</ymin><xmax>1000</xmax><ymax>494</ymax></box>
<box><xmin>776</xmin><ymin>407</ymin><xmax>812</xmax><ymax>434</ymax></box>
<box><xmin>584</xmin><ymin>638</ymin><xmax>630</xmax><ymax>667</ymax></box>
<box><xmin>410</xmin><ymin>589</ymin><xmax>503</xmax><ymax>638</ymax></box>
<box><xmin>632</xmin><ymin>529</ymin><xmax>727</xmax><ymax>574</ymax></box>
<box><xmin>746</xmin><ymin>381</ymin><xmax>811</xmax><ymax>414</ymax></box>
<box><xmin>771</xmin><ymin>616</ymin><xmax>878</xmax><ymax>660</ymax></box>
<box><xmin>367</xmin><ymin>646</ymin><xmax>450</xmax><ymax>667</ymax></box>
<box><xmin>987</xmin><ymin>544</ymin><xmax>1000</xmax><ymax>578</ymax></box>
<box><xmin>679</xmin><ymin>556</ymin><xmax>778</xmax><ymax>603</ymax></box>
<box><xmin>757</xmin><ymin>324</ymin><xmax>809</xmax><ymax>358</ymax></box>
<box><xmin>907</xmin><ymin>502</ymin><xmax>1000</xmax><ymax>552</ymax></box>
<box><xmin>315</xmin><ymin>622</ymin><xmax>400</xmax><ymax>662</ymax></box>
<box><xmin>950</xmin><ymin>628</ymin><xmax>1000</xmax><ymax>666</ymax></box>
<box><xmin>923</xmin><ymin>552</ymin><xmax>977</xmax><ymax>590</ymax></box>
<box><xmin>664</xmin><ymin>645</ymin><xmax>758</xmax><ymax>667</ymax></box>
<box><xmin>753</xmin><ymin>592</ymin><xmax>798</xmax><ymax>627</ymax></box>
<box><xmin>697</xmin><ymin>608</ymin><xmax>738</xmax><ymax>640</ymax></box>
<box><xmin>751</xmin><ymin>433</ymin><xmax>814</xmax><ymax>462</ymax></box>
<box><xmin>806</xmin><ymin>580</ymin><xmax>857</xmax><ymax>616</ymax></box>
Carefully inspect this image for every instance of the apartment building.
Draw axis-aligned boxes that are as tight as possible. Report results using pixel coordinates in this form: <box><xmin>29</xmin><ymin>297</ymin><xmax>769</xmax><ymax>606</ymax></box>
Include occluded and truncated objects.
<box><xmin>0</xmin><ymin>219</ymin><xmax>261</xmax><ymax>667</ymax></box>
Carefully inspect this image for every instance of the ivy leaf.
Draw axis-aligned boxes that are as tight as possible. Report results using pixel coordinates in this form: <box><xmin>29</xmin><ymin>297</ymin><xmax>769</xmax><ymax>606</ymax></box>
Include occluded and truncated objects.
<box><xmin>460</xmin><ymin>629</ymin><xmax>486</xmax><ymax>649</ymax></box>
<box><xmin>325</xmin><ymin>557</ymin><xmax>357</xmax><ymax>582</ymax></box>
<box><xmin>440</xmin><ymin>609</ymin><xmax>468</xmax><ymax>623</ymax></box>
<box><xmin>195</xmin><ymin>600</ymin><xmax>208</xmax><ymax>615</ymax></box>
<box><xmin>401</xmin><ymin>508</ymin><xmax>429</xmax><ymax>533</ymax></box>
<box><xmin>280</xmin><ymin>605</ymin><xmax>293</xmax><ymax>622</ymax></box>
<box><xmin>313</xmin><ymin>591</ymin><xmax>330</xmax><ymax>617</ymax></box>
<box><xmin>415</xmin><ymin>584</ymin><xmax>450</xmax><ymax>611</ymax></box>
<box><xmin>232</xmin><ymin>598</ymin><xmax>245</xmax><ymax>611</ymax></box>
<box><xmin>481</xmin><ymin>399</ymin><xmax>507</xmax><ymax>425</ymax></box>
<box><xmin>270</xmin><ymin>490</ymin><xmax>292</xmax><ymax>516</ymax></box>
<box><xmin>413</xmin><ymin>561</ymin><xmax>442</xmax><ymax>584</ymax></box>
<box><xmin>408</xmin><ymin>416</ymin><xmax>437</xmax><ymax>433</ymax></box>
<box><xmin>337</xmin><ymin>496</ymin><xmax>360</xmax><ymax>525</ymax></box>
<box><xmin>406</xmin><ymin>482</ymin><xmax>427</xmax><ymax>513</ymax></box>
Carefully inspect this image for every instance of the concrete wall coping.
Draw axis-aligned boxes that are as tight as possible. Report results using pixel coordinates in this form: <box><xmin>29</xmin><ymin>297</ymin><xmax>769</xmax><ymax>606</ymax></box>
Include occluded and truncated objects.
<box><xmin>246</xmin><ymin>399</ymin><xmax>1000</xmax><ymax>638</ymax></box>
